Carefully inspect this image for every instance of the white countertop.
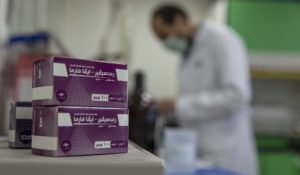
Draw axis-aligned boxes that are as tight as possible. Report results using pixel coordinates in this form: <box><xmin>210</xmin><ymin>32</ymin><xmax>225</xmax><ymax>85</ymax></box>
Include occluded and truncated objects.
<box><xmin>0</xmin><ymin>137</ymin><xmax>163</xmax><ymax>175</ymax></box>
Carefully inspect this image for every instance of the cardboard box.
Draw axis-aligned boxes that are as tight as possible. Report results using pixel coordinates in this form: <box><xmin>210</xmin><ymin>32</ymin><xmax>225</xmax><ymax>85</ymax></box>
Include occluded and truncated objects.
<box><xmin>32</xmin><ymin>106</ymin><xmax>128</xmax><ymax>156</ymax></box>
<box><xmin>32</xmin><ymin>56</ymin><xmax>128</xmax><ymax>108</ymax></box>
<box><xmin>9</xmin><ymin>102</ymin><xmax>32</xmax><ymax>148</ymax></box>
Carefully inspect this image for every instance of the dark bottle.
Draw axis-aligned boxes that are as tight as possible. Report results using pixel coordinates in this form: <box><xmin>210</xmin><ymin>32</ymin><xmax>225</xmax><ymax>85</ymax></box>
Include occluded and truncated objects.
<box><xmin>129</xmin><ymin>71</ymin><xmax>157</xmax><ymax>153</ymax></box>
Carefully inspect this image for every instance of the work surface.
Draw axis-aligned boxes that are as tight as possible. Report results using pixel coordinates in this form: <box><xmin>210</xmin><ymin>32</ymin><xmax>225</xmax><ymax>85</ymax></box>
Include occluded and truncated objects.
<box><xmin>0</xmin><ymin>137</ymin><xmax>163</xmax><ymax>175</ymax></box>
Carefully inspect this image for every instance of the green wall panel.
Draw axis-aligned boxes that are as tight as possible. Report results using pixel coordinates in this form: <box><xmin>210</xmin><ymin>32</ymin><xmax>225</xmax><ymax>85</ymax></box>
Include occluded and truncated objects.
<box><xmin>259</xmin><ymin>152</ymin><xmax>300</xmax><ymax>175</ymax></box>
<box><xmin>228</xmin><ymin>0</ymin><xmax>300</xmax><ymax>53</ymax></box>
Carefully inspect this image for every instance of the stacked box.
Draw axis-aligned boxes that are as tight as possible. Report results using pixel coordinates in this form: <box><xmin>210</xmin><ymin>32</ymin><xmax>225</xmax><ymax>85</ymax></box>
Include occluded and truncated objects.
<box><xmin>31</xmin><ymin>56</ymin><xmax>128</xmax><ymax>157</ymax></box>
<box><xmin>32</xmin><ymin>56</ymin><xmax>128</xmax><ymax>108</ymax></box>
<box><xmin>32</xmin><ymin>106</ymin><xmax>128</xmax><ymax>156</ymax></box>
<box><xmin>9</xmin><ymin>102</ymin><xmax>32</xmax><ymax>148</ymax></box>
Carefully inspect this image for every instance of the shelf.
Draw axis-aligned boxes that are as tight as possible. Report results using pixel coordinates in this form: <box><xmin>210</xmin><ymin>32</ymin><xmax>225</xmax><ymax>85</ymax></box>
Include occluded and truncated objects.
<box><xmin>0</xmin><ymin>137</ymin><xmax>163</xmax><ymax>175</ymax></box>
<box><xmin>251</xmin><ymin>69</ymin><xmax>300</xmax><ymax>80</ymax></box>
<box><xmin>249</xmin><ymin>53</ymin><xmax>300</xmax><ymax>80</ymax></box>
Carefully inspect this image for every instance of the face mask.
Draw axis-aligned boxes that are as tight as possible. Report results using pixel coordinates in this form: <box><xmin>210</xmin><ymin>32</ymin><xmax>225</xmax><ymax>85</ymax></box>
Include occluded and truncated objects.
<box><xmin>164</xmin><ymin>36</ymin><xmax>188</xmax><ymax>54</ymax></box>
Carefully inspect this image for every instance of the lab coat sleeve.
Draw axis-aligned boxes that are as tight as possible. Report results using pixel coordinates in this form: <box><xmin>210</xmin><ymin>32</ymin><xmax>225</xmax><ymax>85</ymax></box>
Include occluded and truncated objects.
<box><xmin>176</xmin><ymin>33</ymin><xmax>251</xmax><ymax>121</ymax></box>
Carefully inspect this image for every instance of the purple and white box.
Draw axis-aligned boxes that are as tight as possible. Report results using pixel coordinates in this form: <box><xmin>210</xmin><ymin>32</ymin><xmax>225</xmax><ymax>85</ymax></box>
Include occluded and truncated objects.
<box><xmin>32</xmin><ymin>106</ymin><xmax>128</xmax><ymax>156</ymax></box>
<box><xmin>32</xmin><ymin>56</ymin><xmax>128</xmax><ymax>108</ymax></box>
<box><xmin>9</xmin><ymin>102</ymin><xmax>32</xmax><ymax>148</ymax></box>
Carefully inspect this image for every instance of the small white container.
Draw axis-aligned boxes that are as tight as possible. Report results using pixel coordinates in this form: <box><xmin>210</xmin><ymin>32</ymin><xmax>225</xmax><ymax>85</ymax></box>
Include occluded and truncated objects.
<box><xmin>164</xmin><ymin>128</ymin><xmax>197</xmax><ymax>174</ymax></box>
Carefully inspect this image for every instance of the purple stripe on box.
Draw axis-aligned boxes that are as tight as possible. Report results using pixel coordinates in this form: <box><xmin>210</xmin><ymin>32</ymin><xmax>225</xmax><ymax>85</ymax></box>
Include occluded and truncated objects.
<box><xmin>32</xmin><ymin>107</ymin><xmax>57</xmax><ymax>137</ymax></box>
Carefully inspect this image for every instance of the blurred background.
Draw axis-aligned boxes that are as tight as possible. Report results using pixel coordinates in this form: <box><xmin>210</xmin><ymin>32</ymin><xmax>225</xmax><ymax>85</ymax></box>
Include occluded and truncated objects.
<box><xmin>1</xmin><ymin>0</ymin><xmax>300</xmax><ymax>175</ymax></box>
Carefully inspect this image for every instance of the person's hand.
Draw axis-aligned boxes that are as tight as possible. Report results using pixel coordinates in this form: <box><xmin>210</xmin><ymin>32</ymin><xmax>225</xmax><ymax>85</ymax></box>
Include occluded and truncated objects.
<box><xmin>159</xmin><ymin>98</ymin><xmax>175</xmax><ymax>115</ymax></box>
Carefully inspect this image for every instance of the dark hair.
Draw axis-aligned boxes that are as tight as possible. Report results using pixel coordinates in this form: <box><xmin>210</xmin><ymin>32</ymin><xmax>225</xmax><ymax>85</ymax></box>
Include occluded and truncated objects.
<box><xmin>152</xmin><ymin>4</ymin><xmax>188</xmax><ymax>25</ymax></box>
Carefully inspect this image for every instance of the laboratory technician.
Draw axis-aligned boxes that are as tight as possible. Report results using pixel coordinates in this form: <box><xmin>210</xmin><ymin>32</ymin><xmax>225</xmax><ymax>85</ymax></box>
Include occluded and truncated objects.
<box><xmin>152</xmin><ymin>4</ymin><xmax>258</xmax><ymax>175</ymax></box>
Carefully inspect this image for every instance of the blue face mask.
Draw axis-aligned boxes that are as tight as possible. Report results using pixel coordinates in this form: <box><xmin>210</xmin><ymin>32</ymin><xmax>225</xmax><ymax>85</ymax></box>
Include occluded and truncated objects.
<box><xmin>164</xmin><ymin>36</ymin><xmax>188</xmax><ymax>54</ymax></box>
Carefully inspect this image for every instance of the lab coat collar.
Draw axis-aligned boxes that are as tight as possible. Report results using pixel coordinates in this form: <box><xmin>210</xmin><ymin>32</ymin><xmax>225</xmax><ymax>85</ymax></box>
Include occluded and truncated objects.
<box><xmin>183</xmin><ymin>19</ymin><xmax>207</xmax><ymax>60</ymax></box>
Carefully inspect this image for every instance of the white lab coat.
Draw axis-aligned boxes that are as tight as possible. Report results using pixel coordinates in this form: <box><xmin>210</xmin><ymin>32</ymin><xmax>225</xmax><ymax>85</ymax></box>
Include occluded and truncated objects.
<box><xmin>176</xmin><ymin>20</ymin><xmax>258</xmax><ymax>175</ymax></box>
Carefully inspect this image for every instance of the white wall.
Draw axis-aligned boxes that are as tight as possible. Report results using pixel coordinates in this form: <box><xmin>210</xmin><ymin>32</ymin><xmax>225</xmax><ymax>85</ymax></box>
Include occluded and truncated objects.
<box><xmin>48</xmin><ymin>0</ymin><xmax>228</xmax><ymax>99</ymax></box>
<box><xmin>0</xmin><ymin>0</ymin><xmax>8</xmax><ymax>67</ymax></box>
<box><xmin>0</xmin><ymin>0</ymin><xmax>8</xmax><ymax>41</ymax></box>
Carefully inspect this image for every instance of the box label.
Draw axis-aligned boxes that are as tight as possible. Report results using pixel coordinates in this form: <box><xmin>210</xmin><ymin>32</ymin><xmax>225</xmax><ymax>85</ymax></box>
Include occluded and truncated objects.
<box><xmin>94</xmin><ymin>141</ymin><xmax>128</xmax><ymax>149</ymax></box>
<box><xmin>95</xmin><ymin>141</ymin><xmax>111</xmax><ymax>149</ymax></box>
<box><xmin>91</xmin><ymin>94</ymin><xmax>109</xmax><ymax>102</ymax></box>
